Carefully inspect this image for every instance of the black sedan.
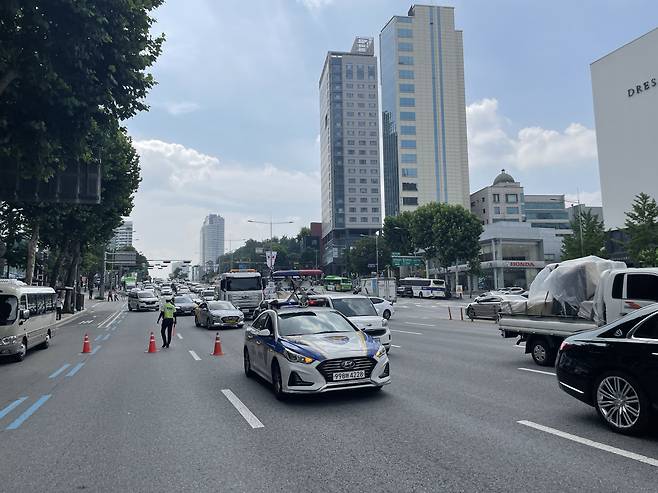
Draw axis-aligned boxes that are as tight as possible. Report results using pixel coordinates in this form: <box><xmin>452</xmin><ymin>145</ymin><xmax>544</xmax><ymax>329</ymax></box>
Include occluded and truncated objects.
<box><xmin>556</xmin><ymin>304</ymin><xmax>658</xmax><ymax>434</ymax></box>
<box><xmin>173</xmin><ymin>295</ymin><xmax>197</xmax><ymax>316</ymax></box>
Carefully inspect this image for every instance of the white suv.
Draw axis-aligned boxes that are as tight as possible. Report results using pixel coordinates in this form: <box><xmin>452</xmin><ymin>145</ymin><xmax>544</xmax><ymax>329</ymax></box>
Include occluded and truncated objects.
<box><xmin>308</xmin><ymin>294</ymin><xmax>391</xmax><ymax>352</ymax></box>
<box><xmin>128</xmin><ymin>290</ymin><xmax>159</xmax><ymax>311</ymax></box>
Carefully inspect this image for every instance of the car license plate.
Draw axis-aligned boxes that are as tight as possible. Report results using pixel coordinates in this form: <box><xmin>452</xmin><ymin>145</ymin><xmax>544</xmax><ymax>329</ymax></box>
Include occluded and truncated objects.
<box><xmin>332</xmin><ymin>370</ymin><xmax>366</xmax><ymax>381</ymax></box>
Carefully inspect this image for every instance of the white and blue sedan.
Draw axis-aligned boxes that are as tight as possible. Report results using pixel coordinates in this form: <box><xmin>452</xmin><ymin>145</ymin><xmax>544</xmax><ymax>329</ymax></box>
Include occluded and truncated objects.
<box><xmin>243</xmin><ymin>307</ymin><xmax>390</xmax><ymax>399</ymax></box>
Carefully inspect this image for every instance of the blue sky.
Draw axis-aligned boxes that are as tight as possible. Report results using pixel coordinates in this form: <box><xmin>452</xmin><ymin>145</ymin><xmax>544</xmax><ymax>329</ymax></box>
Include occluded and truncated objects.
<box><xmin>126</xmin><ymin>0</ymin><xmax>658</xmax><ymax>263</ymax></box>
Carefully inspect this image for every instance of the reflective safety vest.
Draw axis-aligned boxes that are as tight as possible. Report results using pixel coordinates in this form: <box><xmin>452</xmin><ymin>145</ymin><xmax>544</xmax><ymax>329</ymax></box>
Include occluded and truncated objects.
<box><xmin>163</xmin><ymin>302</ymin><xmax>176</xmax><ymax>319</ymax></box>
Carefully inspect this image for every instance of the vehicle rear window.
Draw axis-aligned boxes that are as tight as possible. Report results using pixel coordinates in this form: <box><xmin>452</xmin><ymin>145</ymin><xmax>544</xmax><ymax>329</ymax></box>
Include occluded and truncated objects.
<box><xmin>632</xmin><ymin>313</ymin><xmax>658</xmax><ymax>340</ymax></box>
<box><xmin>626</xmin><ymin>274</ymin><xmax>658</xmax><ymax>301</ymax></box>
<box><xmin>0</xmin><ymin>295</ymin><xmax>18</xmax><ymax>325</ymax></box>
<box><xmin>600</xmin><ymin>312</ymin><xmax>653</xmax><ymax>338</ymax></box>
<box><xmin>331</xmin><ymin>298</ymin><xmax>377</xmax><ymax>317</ymax></box>
<box><xmin>138</xmin><ymin>291</ymin><xmax>155</xmax><ymax>299</ymax></box>
<box><xmin>207</xmin><ymin>301</ymin><xmax>234</xmax><ymax>310</ymax></box>
<box><xmin>175</xmin><ymin>296</ymin><xmax>192</xmax><ymax>303</ymax></box>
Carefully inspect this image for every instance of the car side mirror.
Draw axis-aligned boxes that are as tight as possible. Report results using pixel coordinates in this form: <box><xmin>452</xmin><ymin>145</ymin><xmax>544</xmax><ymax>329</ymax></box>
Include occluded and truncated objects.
<box><xmin>20</xmin><ymin>309</ymin><xmax>30</xmax><ymax>320</ymax></box>
<box><xmin>257</xmin><ymin>329</ymin><xmax>271</xmax><ymax>337</ymax></box>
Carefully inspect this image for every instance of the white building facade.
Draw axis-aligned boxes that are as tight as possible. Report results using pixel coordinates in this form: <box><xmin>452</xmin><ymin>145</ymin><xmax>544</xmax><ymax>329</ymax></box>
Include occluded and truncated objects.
<box><xmin>591</xmin><ymin>27</ymin><xmax>658</xmax><ymax>229</ymax></box>
<box><xmin>380</xmin><ymin>5</ymin><xmax>470</xmax><ymax>216</ymax></box>
<box><xmin>200</xmin><ymin>214</ymin><xmax>225</xmax><ymax>273</ymax></box>
<box><xmin>109</xmin><ymin>220</ymin><xmax>133</xmax><ymax>249</ymax></box>
<box><xmin>319</xmin><ymin>37</ymin><xmax>382</xmax><ymax>271</ymax></box>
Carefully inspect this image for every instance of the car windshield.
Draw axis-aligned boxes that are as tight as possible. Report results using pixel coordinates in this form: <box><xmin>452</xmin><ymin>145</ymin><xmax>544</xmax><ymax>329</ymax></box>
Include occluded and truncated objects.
<box><xmin>174</xmin><ymin>296</ymin><xmax>192</xmax><ymax>304</ymax></box>
<box><xmin>226</xmin><ymin>277</ymin><xmax>261</xmax><ymax>291</ymax></box>
<box><xmin>0</xmin><ymin>295</ymin><xmax>18</xmax><ymax>325</ymax></box>
<box><xmin>138</xmin><ymin>291</ymin><xmax>155</xmax><ymax>299</ymax></box>
<box><xmin>207</xmin><ymin>301</ymin><xmax>235</xmax><ymax>310</ymax></box>
<box><xmin>278</xmin><ymin>311</ymin><xmax>356</xmax><ymax>337</ymax></box>
<box><xmin>331</xmin><ymin>298</ymin><xmax>377</xmax><ymax>317</ymax></box>
<box><xmin>202</xmin><ymin>290</ymin><xmax>215</xmax><ymax>296</ymax></box>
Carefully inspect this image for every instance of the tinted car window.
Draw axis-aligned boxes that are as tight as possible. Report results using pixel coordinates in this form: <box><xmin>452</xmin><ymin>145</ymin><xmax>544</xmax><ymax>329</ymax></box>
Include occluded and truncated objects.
<box><xmin>626</xmin><ymin>274</ymin><xmax>658</xmax><ymax>301</ymax></box>
<box><xmin>174</xmin><ymin>296</ymin><xmax>192</xmax><ymax>304</ymax></box>
<box><xmin>611</xmin><ymin>274</ymin><xmax>624</xmax><ymax>299</ymax></box>
<box><xmin>207</xmin><ymin>301</ymin><xmax>234</xmax><ymax>310</ymax></box>
<box><xmin>0</xmin><ymin>295</ymin><xmax>18</xmax><ymax>325</ymax></box>
<box><xmin>600</xmin><ymin>313</ymin><xmax>652</xmax><ymax>338</ymax></box>
<box><xmin>332</xmin><ymin>298</ymin><xmax>377</xmax><ymax>317</ymax></box>
<box><xmin>278</xmin><ymin>311</ymin><xmax>356</xmax><ymax>336</ymax></box>
<box><xmin>632</xmin><ymin>313</ymin><xmax>658</xmax><ymax>339</ymax></box>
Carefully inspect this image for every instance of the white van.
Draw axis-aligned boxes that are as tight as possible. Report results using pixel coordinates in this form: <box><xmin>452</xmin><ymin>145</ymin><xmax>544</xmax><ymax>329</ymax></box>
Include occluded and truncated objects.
<box><xmin>0</xmin><ymin>280</ymin><xmax>57</xmax><ymax>362</ymax></box>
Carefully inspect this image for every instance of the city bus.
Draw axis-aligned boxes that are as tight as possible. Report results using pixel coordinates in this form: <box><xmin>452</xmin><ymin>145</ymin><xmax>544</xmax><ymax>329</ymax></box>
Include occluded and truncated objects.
<box><xmin>323</xmin><ymin>275</ymin><xmax>352</xmax><ymax>292</ymax></box>
<box><xmin>397</xmin><ymin>277</ymin><xmax>449</xmax><ymax>299</ymax></box>
<box><xmin>0</xmin><ymin>280</ymin><xmax>58</xmax><ymax>362</ymax></box>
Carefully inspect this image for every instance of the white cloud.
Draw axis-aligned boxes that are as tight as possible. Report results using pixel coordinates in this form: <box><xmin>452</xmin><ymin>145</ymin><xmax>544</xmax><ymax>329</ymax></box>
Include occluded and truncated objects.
<box><xmin>158</xmin><ymin>101</ymin><xmax>201</xmax><ymax>116</ymax></box>
<box><xmin>296</xmin><ymin>0</ymin><xmax>334</xmax><ymax>11</ymax></box>
<box><xmin>129</xmin><ymin>139</ymin><xmax>320</xmax><ymax>264</ymax></box>
<box><xmin>565</xmin><ymin>191</ymin><xmax>602</xmax><ymax>207</ymax></box>
<box><xmin>466</xmin><ymin>98</ymin><xmax>597</xmax><ymax>171</ymax></box>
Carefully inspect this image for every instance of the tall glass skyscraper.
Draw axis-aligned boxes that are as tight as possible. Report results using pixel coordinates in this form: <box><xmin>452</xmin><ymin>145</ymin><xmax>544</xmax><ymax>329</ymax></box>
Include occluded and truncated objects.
<box><xmin>380</xmin><ymin>5</ymin><xmax>470</xmax><ymax>217</ymax></box>
<box><xmin>200</xmin><ymin>214</ymin><xmax>225</xmax><ymax>273</ymax></box>
<box><xmin>319</xmin><ymin>37</ymin><xmax>381</xmax><ymax>272</ymax></box>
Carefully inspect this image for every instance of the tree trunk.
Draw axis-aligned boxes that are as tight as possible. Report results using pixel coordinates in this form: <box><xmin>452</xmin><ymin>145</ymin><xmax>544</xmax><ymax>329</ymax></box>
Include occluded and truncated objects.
<box><xmin>25</xmin><ymin>222</ymin><xmax>40</xmax><ymax>285</ymax></box>
<box><xmin>49</xmin><ymin>248</ymin><xmax>66</xmax><ymax>288</ymax></box>
<box><xmin>63</xmin><ymin>242</ymin><xmax>81</xmax><ymax>312</ymax></box>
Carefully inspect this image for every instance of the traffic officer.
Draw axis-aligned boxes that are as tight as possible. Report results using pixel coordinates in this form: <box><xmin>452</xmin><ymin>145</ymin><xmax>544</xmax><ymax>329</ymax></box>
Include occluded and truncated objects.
<box><xmin>156</xmin><ymin>297</ymin><xmax>177</xmax><ymax>348</ymax></box>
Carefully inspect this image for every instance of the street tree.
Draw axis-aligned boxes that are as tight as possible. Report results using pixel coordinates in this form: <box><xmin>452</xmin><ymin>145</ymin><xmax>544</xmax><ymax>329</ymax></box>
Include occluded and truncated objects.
<box><xmin>346</xmin><ymin>236</ymin><xmax>392</xmax><ymax>276</ymax></box>
<box><xmin>561</xmin><ymin>210</ymin><xmax>606</xmax><ymax>260</ymax></box>
<box><xmin>383</xmin><ymin>211</ymin><xmax>414</xmax><ymax>255</ymax></box>
<box><xmin>624</xmin><ymin>192</ymin><xmax>658</xmax><ymax>267</ymax></box>
<box><xmin>410</xmin><ymin>202</ymin><xmax>443</xmax><ymax>260</ymax></box>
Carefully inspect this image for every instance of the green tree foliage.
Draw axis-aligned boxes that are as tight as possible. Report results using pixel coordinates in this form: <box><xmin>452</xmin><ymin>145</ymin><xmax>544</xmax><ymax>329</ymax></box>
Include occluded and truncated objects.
<box><xmin>346</xmin><ymin>236</ymin><xmax>392</xmax><ymax>276</ymax></box>
<box><xmin>0</xmin><ymin>0</ymin><xmax>164</xmax><ymax>181</ymax></box>
<box><xmin>382</xmin><ymin>212</ymin><xmax>414</xmax><ymax>255</ymax></box>
<box><xmin>625</xmin><ymin>192</ymin><xmax>658</xmax><ymax>267</ymax></box>
<box><xmin>561</xmin><ymin>210</ymin><xmax>606</xmax><ymax>260</ymax></box>
<box><xmin>432</xmin><ymin>204</ymin><xmax>483</xmax><ymax>274</ymax></box>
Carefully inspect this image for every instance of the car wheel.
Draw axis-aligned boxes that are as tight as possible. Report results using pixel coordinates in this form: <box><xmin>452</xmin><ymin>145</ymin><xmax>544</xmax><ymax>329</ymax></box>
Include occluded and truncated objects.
<box><xmin>529</xmin><ymin>337</ymin><xmax>556</xmax><ymax>367</ymax></box>
<box><xmin>272</xmin><ymin>362</ymin><xmax>286</xmax><ymax>401</ymax></box>
<box><xmin>466</xmin><ymin>307</ymin><xmax>475</xmax><ymax>321</ymax></box>
<box><xmin>243</xmin><ymin>348</ymin><xmax>254</xmax><ymax>378</ymax></box>
<box><xmin>128</xmin><ymin>304</ymin><xmax>133</xmax><ymax>311</ymax></box>
<box><xmin>14</xmin><ymin>339</ymin><xmax>27</xmax><ymax>362</ymax></box>
<box><xmin>383</xmin><ymin>309</ymin><xmax>391</xmax><ymax>320</ymax></box>
<box><xmin>594</xmin><ymin>372</ymin><xmax>649</xmax><ymax>434</ymax></box>
<box><xmin>38</xmin><ymin>333</ymin><xmax>50</xmax><ymax>350</ymax></box>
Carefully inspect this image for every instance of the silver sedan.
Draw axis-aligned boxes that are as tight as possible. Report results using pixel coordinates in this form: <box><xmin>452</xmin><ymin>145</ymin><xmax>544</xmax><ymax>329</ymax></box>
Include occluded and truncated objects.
<box><xmin>195</xmin><ymin>300</ymin><xmax>244</xmax><ymax>329</ymax></box>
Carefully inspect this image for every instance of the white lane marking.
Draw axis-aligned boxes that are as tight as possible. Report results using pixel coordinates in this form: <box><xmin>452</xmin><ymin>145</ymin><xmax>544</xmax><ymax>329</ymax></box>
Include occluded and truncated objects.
<box><xmin>518</xmin><ymin>367</ymin><xmax>556</xmax><ymax>376</ymax></box>
<box><xmin>513</xmin><ymin>345</ymin><xmax>525</xmax><ymax>349</ymax></box>
<box><xmin>518</xmin><ymin>420</ymin><xmax>658</xmax><ymax>467</ymax></box>
<box><xmin>402</xmin><ymin>322</ymin><xmax>434</xmax><ymax>327</ymax></box>
<box><xmin>221</xmin><ymin>389</ymin><xmax>264</xmax><ymax>429</ymax></box>
<box><xmin>176</xmin><ymin>333</ymin><xmax>183</xmax><ymax>340</ymax></box>
<box><xmin>559</xmin><ymin>381</ymin><xmax>585</xmax><ymax>394</ymax></box>
<box><xmin>188</xmin><ymin>350</ymin><xmax>201</xmax><ymax>361</ymax></box>
<box><xmin>97</xmin><ymin>308</ymin><xmax>122</xmax><ymax>328</ymax></box>
<box><xmin>97</xmin><ymin>311</ymin><xmax>117</xmax><ymax>328</ymax></box>
<box><xmin>391</xmin><ymin>344</ymin><xmax>402</xmax><ymax>348</ymax></box>
<box><xmin>391</xmin><ymin>329</ymin><xmax>423</xmax><ymax>335</ymax></box>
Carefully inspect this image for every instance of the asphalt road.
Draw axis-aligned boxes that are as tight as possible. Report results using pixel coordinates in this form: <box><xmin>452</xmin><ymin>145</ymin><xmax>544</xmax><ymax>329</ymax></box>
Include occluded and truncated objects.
<box><xmin>1</xmin><ymin>297</ymin><xmax>657</xmax><ymax>492</ymax></box>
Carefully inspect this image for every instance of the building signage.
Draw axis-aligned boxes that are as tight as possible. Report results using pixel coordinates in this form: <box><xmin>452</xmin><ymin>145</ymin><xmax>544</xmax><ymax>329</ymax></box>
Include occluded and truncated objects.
<box><xmin>479</xmin><ymin>260</ymin><xmax>545</xmax><ymax>269</ymax></box>
<box><xmin>627</xmin><ymin>77</ymin><xmax>656</xmax><ymax>97</ymax></box>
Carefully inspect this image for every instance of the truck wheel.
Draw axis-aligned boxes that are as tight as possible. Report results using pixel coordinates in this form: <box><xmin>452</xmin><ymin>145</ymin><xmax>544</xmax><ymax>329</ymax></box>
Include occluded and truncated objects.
<box><xmin>530</xmin><ymin>337</ymin><xmax>556</xmax><ymax>367</ymax></box>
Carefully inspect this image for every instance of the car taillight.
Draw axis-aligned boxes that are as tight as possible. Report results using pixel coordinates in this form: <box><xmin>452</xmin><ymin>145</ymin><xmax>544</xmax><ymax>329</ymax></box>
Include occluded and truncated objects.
<box><xmin>559</xmin><ymin>341</ymin><xmax>573</xmax><ymax>352</ymax></box>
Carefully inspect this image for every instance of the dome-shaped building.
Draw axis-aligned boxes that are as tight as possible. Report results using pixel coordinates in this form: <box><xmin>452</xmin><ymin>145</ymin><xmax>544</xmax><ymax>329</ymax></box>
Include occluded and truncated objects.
<box><xmin>492</xmin><ymin>169</ymin><xmax>516</xmax><ymax>186</ymax></box>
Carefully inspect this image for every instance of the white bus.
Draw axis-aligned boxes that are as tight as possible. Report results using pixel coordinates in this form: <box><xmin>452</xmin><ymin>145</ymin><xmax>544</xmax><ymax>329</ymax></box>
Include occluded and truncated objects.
<box><xmin>397</xmin><ymin>277</ymin><xmax>449</xmax><ymax>299</ymax></box>
<box><xmin>0</xmin><ymin>280</ymin><xmax>58</xmax><ymax>362</ymax></box>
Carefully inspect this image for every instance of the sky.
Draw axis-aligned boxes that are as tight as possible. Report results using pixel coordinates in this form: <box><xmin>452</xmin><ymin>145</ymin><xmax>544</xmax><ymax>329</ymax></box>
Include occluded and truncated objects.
<box><xmin>125</xmin><ymin>0</ymin><xmax>658</xmax><ymax>265</ymax></box>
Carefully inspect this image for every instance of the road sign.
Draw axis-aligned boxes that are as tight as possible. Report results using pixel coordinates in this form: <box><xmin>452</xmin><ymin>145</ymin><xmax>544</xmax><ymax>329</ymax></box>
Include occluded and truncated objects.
<box><xmin>392</xmin><ymin>256</ymin><xmax>424</xmax><ymax>267</ymax></box>
<box><xmin>367</xmin><ymin>263</ymin><xmax>376</xmax><ymax>268</ymax></box>
<box><xmin>391</xmin><ymin>252</ymin><xmax>400</xmax><ymax>257</ymax></box>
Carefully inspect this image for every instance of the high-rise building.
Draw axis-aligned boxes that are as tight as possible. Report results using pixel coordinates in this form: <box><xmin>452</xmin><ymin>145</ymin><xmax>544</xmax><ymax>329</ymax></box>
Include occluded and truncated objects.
<box><xmin>591</xmin><ymin>27</ymin><xmax>658</xmax><ymax>229</ymax></box>
<box><xmin>109</xmin><ymin>220</ymin><xmax>133</xmax><ymax>249</ymax></box>
<box><xmin>319</xmin><ymin>37</ymin><xmax>382</xmax><ymax>271</ymax></box>
<box><xmin>380</xmin><ymin>5</ymin><xmax>470</xmax><ymax>216</ymax></box>
<box><xmin>200</xmin><ymin>214</ymin><xmax>225</xmax><ymax>273</ymax></box>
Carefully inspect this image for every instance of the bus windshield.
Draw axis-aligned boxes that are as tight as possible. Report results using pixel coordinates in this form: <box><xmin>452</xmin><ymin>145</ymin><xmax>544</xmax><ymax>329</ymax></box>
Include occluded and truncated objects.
<box><xmin>0</xmin><ymin>295</ymin><xmax>18</xmax><ymax>325</ymax></box>
<box><xmin>226</xmin><ymin>277</ymin><xmax>262</xmax><ymax>291</ymax></box>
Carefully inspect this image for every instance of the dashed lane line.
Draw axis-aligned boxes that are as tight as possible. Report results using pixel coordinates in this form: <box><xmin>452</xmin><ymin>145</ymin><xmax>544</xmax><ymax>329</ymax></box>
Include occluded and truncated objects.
<box><xmin>90</xmin><ymin>345</ymin><xmax>101</xmax><ymax>356</ymax></box>
<box><xmin>0</xmin><ymin>397</ymin><xmax>28</xmax><ymax>420</ymax></box>
<box><xmin>65</xmin><ymin>362</ymin><xmax>85</xmax><ymax>377</ymax></box>
<box><xmin>102</xmin><ymin>333</ymin><xmax>111</xmax><ymax>341</ymax></box>
<box><xmin>176</xmin><ymin>333</ymin><xmax>183</xmax><ymax>340</ymax></box>
<box><xmin>518</xmin><ymin>420</ymin><xmax>658</xmax><ymax>467</ymax></box>
<box><xmin>188</xmin><ymin>350</ymin><xmax>201</xmax><ymax>361</ymax></box>
<box><xmin>221</xmin><ymin>389</ymin><xmax>264</xmax><ymax>429</ymax></box>
<box><xmin>391</xmin><ymin>344</ymin><xmax>402</xmax><ymax>348</ymax></box>
<box><xmin>391</xmin><ymin>329</ymin><xmax>423</xmax><ymax>335</ymax></box>
<box><xmin>48</xmin><ymin>364</ymin><xmax>71</xmax><ymax>379</ymax></box>
<box><xmin>6</xmin><ymin>395</ymin><xmax>51</xmax><ymax>430</ymax></box>
<box><xmin>517</xmin><ymin>368</ymin><xmax>556</xmax><ymax>376</ymax></box>
<box><xmin>402</xmin><ymin>322</ymin><xmax>435</xmax><ymax>327</ymax></box>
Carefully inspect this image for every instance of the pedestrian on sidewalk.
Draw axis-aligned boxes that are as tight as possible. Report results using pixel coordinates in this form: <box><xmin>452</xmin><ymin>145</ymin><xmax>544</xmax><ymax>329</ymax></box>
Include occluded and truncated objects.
<box><xmin>56</xmin><ymin>295</ymin><xmax>63</xmax><ymax>320</ymax></box>
<box><xmin>88</xmin><ymin>285</ymin><xmax>94</xmax><ymax>300</ymax></box>
<box><xmin>108</xmin><ymin>289</ymin><xmax>113</xmax><ymax>302</ymax></box>
<box><xmin>157</xmin><ymin>297</ymin><xmax>177</xmax><ymax>348</ymax></box>
<box><xmin>113</xmin><ymin>290</ymin><xmax>119</xmax><ymax>302</ymax></box>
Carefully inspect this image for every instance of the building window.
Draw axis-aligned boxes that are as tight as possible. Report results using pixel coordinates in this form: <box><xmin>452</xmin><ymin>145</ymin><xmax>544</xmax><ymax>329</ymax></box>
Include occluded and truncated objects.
<box><xmin>345</xmin><ymin>63</ymin><xmax>353</xmax><ymax>79</ymax></box>
<box><xmin>506</xmin><ymin>194</ymin><xmax>518</xmax><ymax>203</ymax></box>
<box><xmin>494</xmin><ymin>206</ymin><xmax>501</xmax><ymax>214</ymax></box>
<box><xmin>400</xmin><ymin>154</ymin><xmax>417</xmax><ymax>163</ymax></box>
<box><xmin>360</xmin><ymin>187</ymin><xmax>367</xmax><ymax>193</ymax></box>
<box><xmin>356</xmin><ymin>64</ymin><xmax>364</xmax><ymax>80</ymax></box>
<box><xmin>506</xmin><ymin>207</ymin><xmax>520</xmax><ymax>214</ymax></box>
<box><xmin>360</xmin><ymin>207</ymin><xmax>368</xmax><ymax>213</ymax></box>
<box><xmin>349</xmin><ymin>217</ymin><xmax>356</xmax><ymax>222</ymax></box>
<box><xmin>401</xmin><ymin>168</ymin><xmax>417</xmax><ymax>177</ymax></box>
<box><xmin>398</xmin><ymin>42</ymin><xmax>413</xmax><ymax>52</ymax></box>
<box><xmin>349</xmin><ymin>207</ymin><xmax>356</xmax><ymax>213</ymax></box>
<box><xmin>398</xmin><ymin>56</ymin><xmax>414</xmax><ymax>65</ymax></box>
<box><xmin>371</xmin><ymin>188</ymin><xmax>378</xmax><ymax>193</ymax></box>
<box><xmin>399</xmin><ymin>70</ymin><xmax>414</xmax><ymax>79</ymax></box>
<box><xmin>400</xmin><ymin>97</ymin><xmax>415</xmax><ymax>107</ymax></box>
<box><xmin>360</xmin><ymin>197</ymin><xmax>368</xmax><ymax>203</ymax></box>
<box><xmin>369</xmin><ymin>159</ymin><xmax>377</xmax><ymax>164</ymax></box>
<box><xmin>400</xmin><ymin>125</ymin><xmax>416</xmax><ymax>135</ymax></box>
<box><xmin>402</xmin><ymin>182</ymin><xmax>418</xmax><ymax>191</ymax></box>
<box><xmin>359</xmin><ymin>178</ymin><xmax>367</xmax><ymax>184</ymax></box>
<box><xmin>348</xmin><ymin>187</ymin><xmax>356</xmax><ymax>193</ymax></box>
<box><xmin>367</xmin><ymin>65</ymin><xmax>376</xmax><ymax>80</ymax></box>
<box><xmin>482</xmin><ymin>209</ymin><xmax>486</xmax><ymax>214</ymax></box>
<box><xmin>399</xmin><ymin>83</ymin><xmax>415</xmax><ymax>93</ymax></box>
<box><xmin>372</xmin><ymin>207</ymin><xmax>379</xmax><ymax>213</ymax></box>
<box><xmin>349</xmin><ymin>197</ymin><xmax>356</xmax><ymax>202</ymax></box>
<box><xmin>400</xmin><ymin>140</ymin><xmax>416</xmax><ymax>149</ymax></box>
<box><xmin>371</xmin><ymin>197</ymin><xmax>379</xmax><ymax>203</ymax></box>
<box><xmin>348</xmin><ymin>178</ymin><xmax>356</xmax><ymax>184</ymax></box>
<box><xmin>397</xmin><ymin>28</ymin><xmax>413</xmax><ymax>38</ymax></box>
<box><xmin>403</xmin><ymin>197</ymin><xmax>418</xmax><ymax>206</ymax></box>
<box><xmin>493</xmin><ymin>193</ymin><xmax>500</xmax><ymax>203</ymax></box>
<box><xmin>400</xmin><ymin>111</ymin><xmax>415</xmax><ymax>121</ymax></box>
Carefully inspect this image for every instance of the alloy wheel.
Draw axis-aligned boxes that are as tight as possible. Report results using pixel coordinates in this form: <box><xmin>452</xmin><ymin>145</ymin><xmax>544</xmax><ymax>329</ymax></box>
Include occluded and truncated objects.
<box><xmin>597</xmin><ymin>376</ymin><xmax>641</xmax><ymax>430</ymax></box>
<box><xmin>532</xmin><ymin>344</ymin><xmax>546</xmax><ymax>363</ymax></box>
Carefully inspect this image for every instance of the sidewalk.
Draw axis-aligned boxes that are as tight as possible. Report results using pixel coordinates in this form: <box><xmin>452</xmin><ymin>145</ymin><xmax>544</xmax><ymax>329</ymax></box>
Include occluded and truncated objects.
<box><xmin>52</xmin><ymin>299</ymin><xmax>121</xmax><ymax>327</ymax></box>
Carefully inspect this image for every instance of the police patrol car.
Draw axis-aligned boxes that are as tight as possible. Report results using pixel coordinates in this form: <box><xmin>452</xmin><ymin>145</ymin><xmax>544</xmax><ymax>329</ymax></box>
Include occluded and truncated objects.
<box><xmin>243</xmin><ymin>306</ymin><xmax>390</xmax><ymax>399</ymax></box>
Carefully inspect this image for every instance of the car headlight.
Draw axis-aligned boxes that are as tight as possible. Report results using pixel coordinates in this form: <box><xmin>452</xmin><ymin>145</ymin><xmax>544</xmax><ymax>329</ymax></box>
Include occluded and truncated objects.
<box><xmin>382</xmin><ymin>318</ymin><xmax>388</xmax><ymax>327</ymax></box>
<box><xmin>283</xmin><ymin>348</ymin><xmax>314</xmax><ymax>364</ymax></box>
<box><xmin>375</xmin><ymin>345</ymin><xmax>386</xmax><ymax>358</ymax></box>
<box><xmin>1</xmin><ymin>335</ymin><xmax>19</xmax><ymax>346</ymax></box>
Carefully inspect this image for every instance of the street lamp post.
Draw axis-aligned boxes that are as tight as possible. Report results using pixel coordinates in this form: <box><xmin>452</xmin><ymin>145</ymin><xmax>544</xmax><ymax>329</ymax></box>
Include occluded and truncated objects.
<box><xmin>247</xmin><ymin>217</ymin><xmax>294</xmax><ymax>275</ymax></box>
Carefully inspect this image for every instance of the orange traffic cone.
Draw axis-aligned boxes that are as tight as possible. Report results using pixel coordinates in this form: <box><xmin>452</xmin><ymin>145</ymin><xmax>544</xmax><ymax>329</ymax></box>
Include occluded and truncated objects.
<box><xmin>211</xmin><ymin>332</ymin><xmax>224</xmax><ymax>356</ymax></box>
<box><xmin>81</xmin><ymin>334</ymin><xmax>91</xmax><ymax>353</ymax></box>
<box><xmin>147</xmin><ymin>332</ymin><xmax>157</xmax><ymax>353</ymax></box>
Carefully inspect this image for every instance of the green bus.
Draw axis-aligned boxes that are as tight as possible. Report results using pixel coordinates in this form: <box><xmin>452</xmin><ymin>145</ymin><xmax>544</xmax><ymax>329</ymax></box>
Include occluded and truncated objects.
<box><xmin>323</xmin><ymin>275</ymin><xmax>352</xmax><ymax>292</ymax></box>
